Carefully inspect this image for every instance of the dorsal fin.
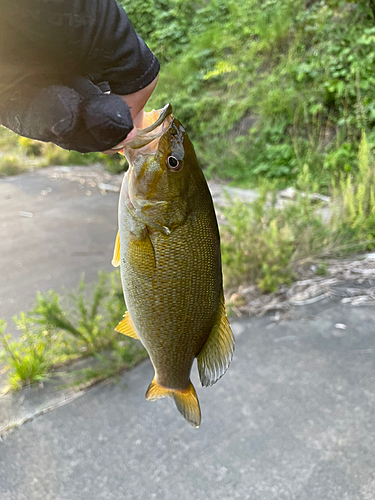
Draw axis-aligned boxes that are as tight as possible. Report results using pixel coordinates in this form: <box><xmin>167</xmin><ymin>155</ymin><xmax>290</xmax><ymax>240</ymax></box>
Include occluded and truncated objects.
<box><xmin>197</xmin><ymin>293</ymin><xmax>235</xmax><ymax>387</ymax></box>
<box><xmin>115</xmin><ymin>311</ymin><xmax>139</xmax><ymax>339</ymax></box>
<box><xmin>111</xmin><ymin>230</ymin><xmax>121</xmax><ymax>267</ymax></box>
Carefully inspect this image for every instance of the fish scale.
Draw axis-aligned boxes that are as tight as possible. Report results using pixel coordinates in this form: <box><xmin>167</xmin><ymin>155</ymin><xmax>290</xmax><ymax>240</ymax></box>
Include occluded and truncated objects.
<box><xmin>122</xmin><ymin>201</ymin><xmax>220</xmax><ymax>387</ymax></box>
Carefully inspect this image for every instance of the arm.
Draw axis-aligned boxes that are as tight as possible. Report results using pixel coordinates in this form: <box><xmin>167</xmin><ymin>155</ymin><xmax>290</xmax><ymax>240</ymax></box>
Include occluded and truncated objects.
<box><xmin>0</xmin><ymin>0</ymin><xmax>160</xmax><ymax>153</ymax></box>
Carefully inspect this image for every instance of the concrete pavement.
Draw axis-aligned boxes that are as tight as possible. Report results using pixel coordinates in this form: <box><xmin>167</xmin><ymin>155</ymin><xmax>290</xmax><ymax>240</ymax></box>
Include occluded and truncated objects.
<box><xmin>1</xmin><ymin>298</ymin><xmax>375</xmax><ymax>500</ymax></box>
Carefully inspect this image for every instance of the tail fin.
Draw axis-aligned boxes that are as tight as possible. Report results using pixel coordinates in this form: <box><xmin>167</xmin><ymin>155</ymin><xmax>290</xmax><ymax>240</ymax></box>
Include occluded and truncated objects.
<box><xmin>146</xmin><ymin>377</ymin><xmax>201</xmax><ymax>428</ymax></box>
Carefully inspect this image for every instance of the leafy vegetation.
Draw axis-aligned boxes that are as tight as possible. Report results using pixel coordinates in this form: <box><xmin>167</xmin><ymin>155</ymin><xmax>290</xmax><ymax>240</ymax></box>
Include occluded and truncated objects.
<box><xmin>0</xmin><ymin>154</ymin><xmax>26</xmax><ymax>176</ymax></box>
<box><xmin>118</xmin><ymin>0</ymin><xmax>375</xmax><ymax>189</ymax></box>
<box><xmin>0</xmin><ymin>128</ymin><xmax>128</xmax><ymax>176</ymax></box>
<box><xmin>0</xmin><ymin>317</ymin><xmax>54</xmax><ymax>390</ymax></box>
<box><xmin>121</xmin><ymin>0</ymin><xmax>375</xmax><ymax>290</ymax></box>
<box><xmin>0</xmin><ymin>271</ymin><xmax>145</xmax><ymax>391</ymax></box>
<box><xmin>221</xmin><ymin>131</ymin><xmax>375</xmax><ymax>292</ymax></box>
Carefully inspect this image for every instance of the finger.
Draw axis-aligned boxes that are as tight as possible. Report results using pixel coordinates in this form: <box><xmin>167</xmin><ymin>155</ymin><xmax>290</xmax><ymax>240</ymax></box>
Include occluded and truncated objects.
<box><xmin>119</xmin><ymin>75</ymin><xmax>159</xmax><ymax>124</ymax></box>
<box><xmin>101</xmin><ymin>126</ymin><xmax>137</xmax><ymax>154</ymax></box>
<box><xmin>65</xmin><ymin>76</ymin><xmax>103</xmax><ymax>99</ymax></box>
<box><xmin>0</xmin><ymin>84</ymin><xmax>82</xmax><ymax>143</ymax></box>
<box><xmin>0</xmin><ymin>83</ymin><xmax>134</xmax><ymax>153</ymax></box>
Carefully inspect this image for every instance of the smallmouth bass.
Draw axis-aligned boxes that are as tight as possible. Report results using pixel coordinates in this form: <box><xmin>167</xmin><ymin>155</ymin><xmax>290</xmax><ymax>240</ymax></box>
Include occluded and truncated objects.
<box><xmin>112</xmin><ymin>104</ymin><xmax>234</xmax><ymax>427</ymax></box>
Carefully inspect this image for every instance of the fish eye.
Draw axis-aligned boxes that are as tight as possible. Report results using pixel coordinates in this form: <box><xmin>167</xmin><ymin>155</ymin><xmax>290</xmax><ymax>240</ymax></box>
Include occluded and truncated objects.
<box><xmin>166</xmin><ymin>155</ymin><xmax>183</xmax><ymax>171</ymax></box>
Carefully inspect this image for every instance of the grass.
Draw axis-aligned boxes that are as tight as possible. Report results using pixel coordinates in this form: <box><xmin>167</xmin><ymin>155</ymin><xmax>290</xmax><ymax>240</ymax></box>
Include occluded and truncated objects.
<box><xmin>143</xmin><ymin>0</ymin><xmax>375</xmax><ymax>191</ymax></box>
<box><xmin>0</xmin><ymin>125</ymin><xmax>128</xmax><ymax>177</ymax></box>
<box><xmin>221</xmin><ymin>184</ymin><xmax>328</xmax><ymax>292</ymax></box>
<box><xmin>0</xmin><ymin>318</ymin><xmax>54</xmax><ymax>390</ymax></box>
<box><xmin>221</xmin><ymin>131</ymin><xmax>375</xmax><ymax>293</ymax></box>
<box><xmin>0</xmin><ymin>155</ymin><xmax>28</xmax><ymax>177</ymax></box>
<box><xmin>0</xmin><ymin>126</ymin><xmax>19</xmax><ymax>153</ymax></box>
<box><xmin>0</xmin><ymin>271</ymin><xmax>146</xmax><ymax>392</ymax></box>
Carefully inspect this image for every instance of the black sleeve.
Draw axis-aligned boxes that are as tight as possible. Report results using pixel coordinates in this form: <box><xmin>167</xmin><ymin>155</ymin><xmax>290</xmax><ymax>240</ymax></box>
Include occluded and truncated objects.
<box><xmin>0</xmin><ymin>0</ymin><xmax>160</xmax><ymax>98</ymax></box>
<box><xmin>0</xmin><ymin>0</ymin><xmax>160</xmax><ymax>153</ymax></box>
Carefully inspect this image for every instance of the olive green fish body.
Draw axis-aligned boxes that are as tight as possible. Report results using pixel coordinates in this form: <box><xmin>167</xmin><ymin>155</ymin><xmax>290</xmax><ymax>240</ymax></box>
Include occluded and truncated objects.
<box><xmin>119</xmin><ymin>172</ymin><xmax>221</xmax><ymax>390</ymax></box>
<box><xmin>114</xmin><ymin>107</ymin><xmax>234</xmax><ymax>427</ymax></box>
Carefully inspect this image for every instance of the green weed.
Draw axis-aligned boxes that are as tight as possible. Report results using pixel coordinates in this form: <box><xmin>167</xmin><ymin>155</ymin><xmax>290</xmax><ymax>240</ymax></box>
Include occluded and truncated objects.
<box><xmin>0</xmin><ymin>155</ymin><xmax>25</xmax><ymax>176</ymax></box>
<box><xmin>221</xmin><ymin>136</ymin><xmax>375</xmax><ymax>293</ymax></box>
<box><xmin>0</xmin><ymin>316</ymin><xmax>54</xmax><ymax>390</ymax></box>
<box><xmin>32</xmin><ymin>271</ymin><xmax>132</xmax><ymax>359</ymax></box>
<box><xmin>333</xmin><ymin>130</ymin><xmax>375</xmax><ymax>242</ymax></box>
<box><xmin>142</xmin><ymin>0</ymin><xmax>375</xmax><ymax>189</ymax></box>
<box><xmin>18</xmin><ymin>137</ymin><xmax>43</xmax><ymax>157</ymax></box>
<box><xmin>1</xmin><ymin>127</ymin><xmax>128</xmax><ymax>175</ymax></box>
<box><xmin>316</xmin><ymin>263</ymin><xmax>329</xmax><ymax>276</ymax></box>
<box><xmin>220</xmin><ymin>180</ymin><xmax>329</xmax><ymax>292</ymax></box>
<box><xmin>0</xmin><ymin>126</ymin><xmax>20</xmax><ymax>152</ymax></box>
<box><xmin>0</xmin><ymin>271</ymin><xmax>145</xmax><ymax>392</ymax></box>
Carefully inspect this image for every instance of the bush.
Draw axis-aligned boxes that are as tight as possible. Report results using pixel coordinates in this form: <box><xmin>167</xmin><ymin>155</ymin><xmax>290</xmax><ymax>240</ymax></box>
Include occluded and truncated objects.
<box><xmin>0</xmin><ymin>271</ymin><xmax>145</xmax><ymax>391</ymax></box>
<box><xmin>0</xmin><ymin>155</ymin><xmax>24</xmax><ymax>176</ymax></box>
<box><xmin>0</xmin><ymin>317</ymin><xmax>55</xmax><ymax>390</ymax></box>
<box><xmin>221</xmin><ymin>135</ymin><xmax>375</xmax><ymax>292</ymax></box>
<box><xmin>143</xmin><ymin>0</ymin><xmax>375</xmax><ymax>189</ymax></box>
<box><xmin>18</xmin><ymin>137</ymin><xmax>43</xmax><ymax>157</ymax></box>
<box><xmin>220</xmin><ymin>182</ymin><xmax>328</xmax><ymax>292</ymax></box>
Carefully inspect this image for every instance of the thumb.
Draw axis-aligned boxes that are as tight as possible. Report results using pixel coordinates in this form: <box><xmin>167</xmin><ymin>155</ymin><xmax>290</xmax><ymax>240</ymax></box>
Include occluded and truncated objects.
<box><xmin>54</xmin><ymin>77</ymin><xmax>134</xmax><ymax>152</ymax></box>
<box><xmin>79</xmin><ymin>92</ymin><xmax>133</xmax><ymax>153</ymax></box>
<box><xmin>0</xmin><ymin>82</ymin><xmax>134</xmax><ymax>153</ymax></box>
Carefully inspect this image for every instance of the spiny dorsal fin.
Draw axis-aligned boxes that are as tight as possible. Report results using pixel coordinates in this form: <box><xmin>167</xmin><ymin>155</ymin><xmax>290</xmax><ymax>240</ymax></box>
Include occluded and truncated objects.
<box><xmin>197</xmin><ymin>293</ymin><xmax>235</xmax><ymax>387</ymax></box>
<box><xmin>111</xmin><ymin>231</ymin><xmax>121</xmax><ymax>267</ymax></box>
<box><xmin>146</xmin><ymin>377</ymin><xmax>201</xmax><ymax>428</ymax></box>
<box><xmin>115</xmin><ymin>311</ymin><xmax>139</xmax><ymax>339</ymax></box>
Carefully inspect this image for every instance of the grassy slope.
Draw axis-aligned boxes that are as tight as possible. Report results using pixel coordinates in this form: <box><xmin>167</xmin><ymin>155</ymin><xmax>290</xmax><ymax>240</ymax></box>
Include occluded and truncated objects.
<box><xmin>132</xmin><ymin>0</ymin><xmax>375</xmax><ymax>190</ymax></box>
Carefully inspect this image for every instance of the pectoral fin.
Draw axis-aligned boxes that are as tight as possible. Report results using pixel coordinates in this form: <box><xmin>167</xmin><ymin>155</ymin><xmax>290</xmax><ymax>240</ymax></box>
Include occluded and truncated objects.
<box><xmin>197</xmin><ymin>293</ymin><xmax>235</xmax><ymax>387</ymax></box>
<box><xmin>146</xmin><ymin>377</ymin><xmax>201</xmax><ymax>428</ymax></box>
<box><xmin>128</xmin><ymin>230</ymin><xmax>156</xmax><ymax>277</ymax></box>
<box><xmin>111</xmin><ymin>231</ymin><xmax>121</xmax><ymax>267</ymax></box>
<box><xmin>115</xmin><ymin>311</ymin><xmax>139</xmax><ymax>339</ymax></box>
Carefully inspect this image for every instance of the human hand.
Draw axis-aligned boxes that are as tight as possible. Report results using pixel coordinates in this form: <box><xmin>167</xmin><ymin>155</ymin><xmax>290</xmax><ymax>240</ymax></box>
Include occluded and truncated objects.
<box><xmin>102</xmin><ymin>75</ymin><xmax>159</xmax><ymax>154</ymax></box>
<box><xmin>0</xmin><ymin>0</ymin><xmax>160</xmax><ymax>153</ymax></box>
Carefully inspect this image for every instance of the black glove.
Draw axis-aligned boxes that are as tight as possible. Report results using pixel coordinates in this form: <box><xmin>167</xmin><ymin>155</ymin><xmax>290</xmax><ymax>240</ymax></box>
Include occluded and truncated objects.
<box><xmin>2</xmin><ymin>76</ymin><xmax>135</xmax><ymax>153</ymax></box>
<box><xmin>0</xmin><ymin>0</ymin><xmax>160</xmax><ymax>153</ymax></box>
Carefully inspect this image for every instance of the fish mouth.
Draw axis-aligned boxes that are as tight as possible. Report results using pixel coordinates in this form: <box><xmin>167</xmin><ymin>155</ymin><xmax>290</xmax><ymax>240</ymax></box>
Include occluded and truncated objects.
<box><xmin>123</xmin><ymin>104</ymin><xmax>174</xmax><ymax>210</ymax></box>
<box><xmin>124</xmin><ymin>103</ymin><xmax>173</xmax><ymax>153</ymax></box>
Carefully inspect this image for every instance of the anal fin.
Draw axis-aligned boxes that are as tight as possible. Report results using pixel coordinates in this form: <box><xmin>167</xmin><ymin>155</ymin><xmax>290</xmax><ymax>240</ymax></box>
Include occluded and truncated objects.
<box><xmin>146</xmin><ymin>377</ymin><xmax>201</xmax><ymax>428</ymax></box>
<box><xmin>197</xmin><ymin>292</ymin><xmax>235</xmax><ymax>387</ymax></box>
<box><xmin>111</xmin><ymin>230</ymin><xmax>121</xmax><ymax>267</ymax></box>
<box><xmin>115</xmin><ymin>311</ymin><xmax>139</xmax><ymax>339</ymax></box>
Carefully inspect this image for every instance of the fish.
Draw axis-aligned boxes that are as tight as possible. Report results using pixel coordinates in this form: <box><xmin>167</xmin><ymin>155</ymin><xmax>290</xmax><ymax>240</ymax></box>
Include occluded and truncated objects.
<box><xmin>112</xmin><ymin>104</ymin><xmax>234</xmax><ymax>427</ymax></box>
